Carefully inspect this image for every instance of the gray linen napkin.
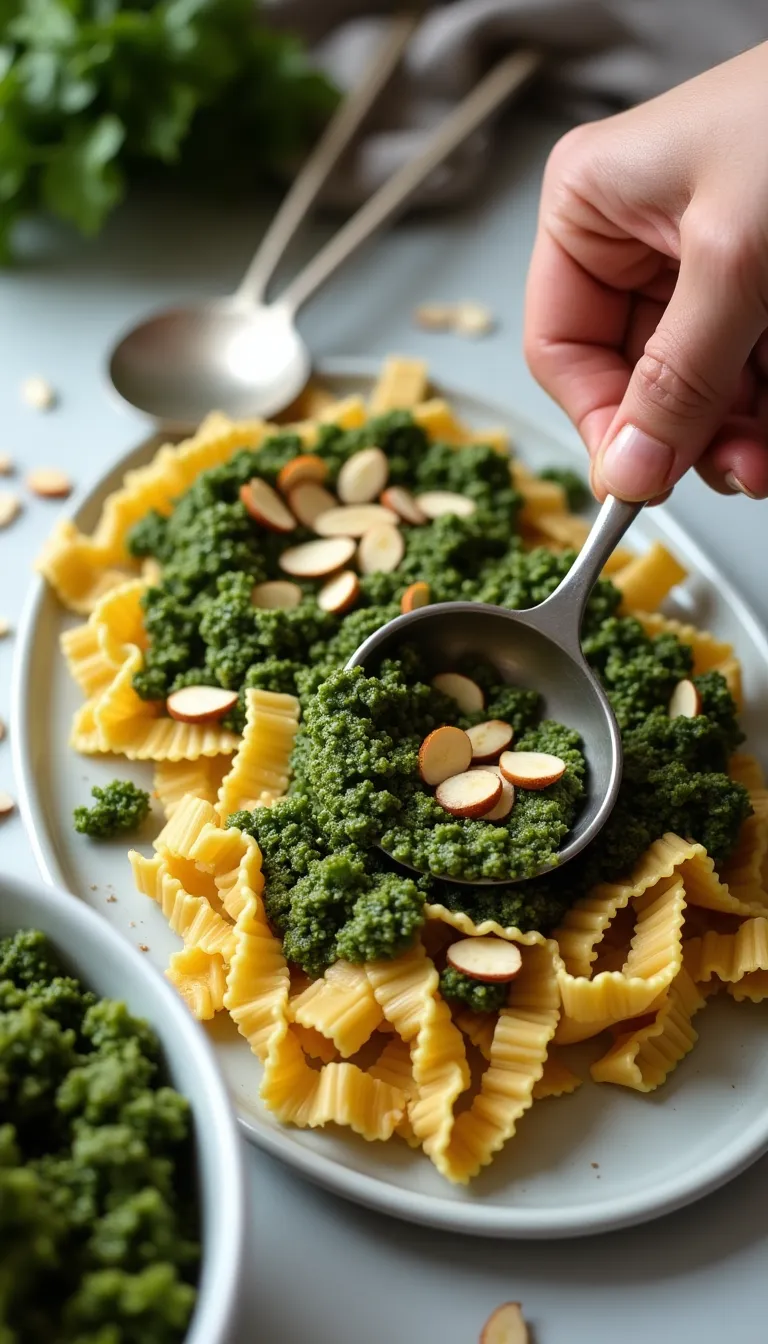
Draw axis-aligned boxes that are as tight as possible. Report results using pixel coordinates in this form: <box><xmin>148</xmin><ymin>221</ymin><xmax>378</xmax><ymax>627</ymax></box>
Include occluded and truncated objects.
<box><xmin>265</xmin><ymin>0</ymin><xmax>768</xmax><ymax>206</ymax></box>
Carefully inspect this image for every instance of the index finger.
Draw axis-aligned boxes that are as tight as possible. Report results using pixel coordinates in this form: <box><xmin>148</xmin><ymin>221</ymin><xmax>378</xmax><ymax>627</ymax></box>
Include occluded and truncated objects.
<box><xmin>523</xmin><ymin>227</ymin><xmax>632</xmax><ymax>456</ymax></box>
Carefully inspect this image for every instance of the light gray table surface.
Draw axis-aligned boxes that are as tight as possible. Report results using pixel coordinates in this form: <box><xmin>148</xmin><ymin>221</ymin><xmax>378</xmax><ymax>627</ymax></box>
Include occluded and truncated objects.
<box><xmin>1</xmin><ymin>114</ymin><xmax>767</xmax><ymax>1344</ymax></box>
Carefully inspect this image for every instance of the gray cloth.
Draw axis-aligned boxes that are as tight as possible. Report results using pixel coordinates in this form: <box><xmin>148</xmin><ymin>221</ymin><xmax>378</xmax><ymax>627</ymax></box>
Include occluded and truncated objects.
<box><xmin>265</xmin><ymin>0</ymin><xmax>768</xmax><ymax>206</ymax></box>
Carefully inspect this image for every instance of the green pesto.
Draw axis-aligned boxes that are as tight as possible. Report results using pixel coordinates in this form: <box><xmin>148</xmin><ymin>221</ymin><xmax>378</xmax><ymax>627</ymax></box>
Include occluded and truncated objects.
<box><xmin>125</xmin><ymin>409</ymin><xmax>750</xmax><ymax>973</ymax></box>
<box><xmin>0</xmin><ymin>930</ymin><xmax>198</xmax><ymax>1343</ymax></box>
<box><xmin>73</xmin><ymin>780</ymin><xmax>151</xmax><ymax>839</ymax></box>
<box><xmin>297</xmin><ymin>658</ymin><xmax>586</xmax><ymax>884</ymax></box>
<box><xmin>438</xmin><ymin>967</ymin><xmax>508</xmax><ymax>1014</ymax></box>
<box><xmin>539</xmin><ymin>466</ymin><xmax>591</xmax><ymax>512</ymax></box>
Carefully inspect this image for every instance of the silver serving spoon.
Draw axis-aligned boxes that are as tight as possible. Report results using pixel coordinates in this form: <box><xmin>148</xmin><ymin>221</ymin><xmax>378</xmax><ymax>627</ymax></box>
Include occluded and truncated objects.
<box><xmin>108</xmin><ymin>43</ymin><xmax>540</xmax><ymax>431</ymax></box>
<box><xmin>346</xmin><ymin>495</ymin><xmax>642</xmax><ymax>885</ymax></box>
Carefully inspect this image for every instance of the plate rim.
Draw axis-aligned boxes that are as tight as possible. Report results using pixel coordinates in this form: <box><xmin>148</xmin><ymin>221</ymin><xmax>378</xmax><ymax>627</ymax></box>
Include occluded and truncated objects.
<box><xmin>12</xmin><ymin>356</ymin><xmax>768</xmax><ymax>1239</ymax></box>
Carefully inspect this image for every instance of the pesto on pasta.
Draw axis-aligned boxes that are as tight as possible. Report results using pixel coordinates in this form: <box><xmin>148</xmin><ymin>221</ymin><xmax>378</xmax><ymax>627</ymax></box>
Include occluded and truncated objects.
<box><xmin>41</xmin><ymin>356</ymin><xmax>766</xmax><ymax>1187</ymax></box>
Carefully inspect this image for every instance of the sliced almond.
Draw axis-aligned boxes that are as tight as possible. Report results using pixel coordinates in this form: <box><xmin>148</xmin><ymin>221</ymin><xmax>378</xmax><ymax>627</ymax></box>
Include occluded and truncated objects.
<box><xmin>0</xmin><ymin>492</ymin><xmax>21</xmax><ymax>529</ymax></box>
<box><xmin>418</xmin><ymin>726</ymin><xmax>473</xmax><ymax>787</ymax></box>
<box><xmin>401</xmin><ymin>581</ymin><xmax>430</xmax><ymax>614</ymax></box>
<box><xmin>499</xmin><ymin>750</ymin><xmax>566</xmax><ymax>790</ymax></box>
<box><xmin>337</xmin><ymin>447</ymin><xmax>389</xmax><ymax>504</ymax></box>
<box><xmin>480</xmin><ymin>1303</ymin><xmax>528</xmax><ymax>1344</ymax></box>
<box><xmin>27</xmin><ymin>468</ymin><xmax>72</xmax><ymax>499</ymax></box>
<box><xmin>21</xmin><ymin>376</ymin><xmax>56</xmax><ymax>410</ymax></box>
<box><xmin>358</xmin><ymin>523</ymin><xmax>404</xmax><ymax>575</ymax></box>
<box><xmin>473</xmin><ymin>765</ymin><xmax>516</xmax><ymax>822</ymax></box>
<box><xmin>431</xmin><ymin>672</ymin><xmax>485</xmax><ymax>715</ymax></box>
<box><xmin>279</xmin><ymin>536</ymin><xmax>356</xmax><ymax>579</ymax></box>
<box><xmin>276</xmin><ymin>453</ymin><xmax>328</xmax><ymax>495</ymax></box>
<box><xmin>380</xmin><ymin>485</ymin><xmax>427</xmax><ymax>526</ymax></box>
<box><xmin>314</xmin><ymin>504</ymin><xmax>398</xmax><ymax>537</ymax></box>
<box><xmin>466</xmin><ymin>719</ymin><xmax>514</xmax><ymax>763</ymax></box>
<box><xmin>669</xmin><ymin>678</ymin><xmax>701</xmax><ymax>720</ymax></box>
<box><xmin>0</xmin><ymin>618</ymin><xmax>10</xmax><ymax>638</ymax></box>
<box><xmin>435</xmin><ymin>769</ymin><xmax>502</xmax><ymax>819</ymax></box>
<box><xmin>413</xmin><ymin>302</ymin><xmax>456</xmax><ymax>331</ymax></box>
<box><xmin>289</xmin><ymin>482</ymin><xmax>337</xmax><ymax>530</ymax></box>
<box><xmin>239</xmin><ymin>478</ymin><xmax>296</xmax><ymax>533</ymax></box>
<box><xmin>0</xmin><ymin>790</ymin><xmax>15</xmax><ymax>818</ymax></box>
<box><xmin>415</xmin><ymin>490</ymin><xmax>476</xmax><ymax>520</ymax></box>
<box><xmin>251</xmin><ymin>580</ymin><xmax>303</xmax><ymax>610</ymax></box>
<box><xmin>447</xmin><ymin>937</ymin><xmax>522</xmax><ymax>984</ymax></box>
<box><xmin>0</xmin><ymin>454</ymin><xmax>14</xmax><ymax>475</ymax></box>
<box><xmin>167</xmin><ymin>685</ymin><xmax>238</xmax><ymax>724</ymax></box>
<box><xmin>0</xmin><ymin>718</ymin><xmax>5</xmax><ymax>743</ymax></box>
<box><xmin>454</xmin><ymin>302</ymin><xmax>496</xmax><ymax>338</ymax></box>
<box><xmin>318</xmin><ymin>570</ymin><xmax>360</xmax><ymax>615</ymax></box>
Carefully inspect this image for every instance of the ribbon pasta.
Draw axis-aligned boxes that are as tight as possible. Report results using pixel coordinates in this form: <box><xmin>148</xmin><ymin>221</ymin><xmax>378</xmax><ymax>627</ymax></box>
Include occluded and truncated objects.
<box><xmin>45</xmin><ymin>358</ymin><xmax>768</xmax><ymax>1183</ymax></box>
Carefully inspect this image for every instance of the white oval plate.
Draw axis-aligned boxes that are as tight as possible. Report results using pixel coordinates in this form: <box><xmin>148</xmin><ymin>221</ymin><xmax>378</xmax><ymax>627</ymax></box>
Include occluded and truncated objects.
<box><xmin>12</xmin><ymin>360</ymin><xmax>768</xmax><ymax>1239</ymax></box>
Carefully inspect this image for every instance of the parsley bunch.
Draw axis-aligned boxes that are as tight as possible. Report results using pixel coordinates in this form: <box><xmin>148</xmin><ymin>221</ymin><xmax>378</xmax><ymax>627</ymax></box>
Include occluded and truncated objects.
<box><xmin>0</xmin><ymin>0</ymin><xmax>337</xmax><ymax>260</ymax></box>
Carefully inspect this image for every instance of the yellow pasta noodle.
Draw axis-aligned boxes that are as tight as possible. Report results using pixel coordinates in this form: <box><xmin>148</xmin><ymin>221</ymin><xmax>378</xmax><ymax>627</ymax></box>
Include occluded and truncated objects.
<box><xmin>684</xmin><ymin>917</ymin><xmax>768</xmax><ymax>985</ymax></box>
<box><xmin>366</xmin><ymin>944</ymin><xmax>470</xmax><ymax>1176</ymax></box>
<box><xmin>288</xmin><ymin>961</ymin><xmax>384</xmax><ymax>1058</ymax></box>
<box><xmin>37</xmin><ymin>520</ymin><xmax>131</xmax><ymax>614</ymax></box>
<box><xmin>558</xmin><ymin>876</ymin><xmax>687</xmax><ymax>1023</ymax></box>
<box><xmin>523</xmin><ymin>510</ymin><xmax>633</xmax><ymax>575</ymax></box>
<box><xmin>61</xmin><ymin>623</ymin><xmax>120</xmax><ymax>699</ymax></box>
<box><xmin>369</xmin><ymin>355</ymin><xmax>428</xmax><ymax>413</ymax></box>
<box><xmin>291</xmin><ymin>1026</ymin><xmax>339</xmax><ymax>1064</ymax></box>
<box><xmin>216</xmin><ymin>688</ymin><xmax>300</xmax><ymax>819</ymax></box>
<box><xmin>424</xmin><ymin>901</ymin><xmax>547</xmax><ymax>948</ymax></box>
<box><xmin>613</xmin><ymin>541</ymin><xmax>688</xmax><ymax>612</ymax></box>
<box><xmin>130</xmin><ymin>852</ymin><xmax>237</xmax><ymax>962</ymax></box>
<box><xmin>443</xmin><ymin>943</ymin><xmax>560</xmax><ymax>1183</ymax></box>
<box><xmin>154</xmin><ymin>758</ymin><xmax>231</xmax><ymax>820</ymax></box>
<box><xmin>532</xmin><ymin>1051</ymin><xmax>583</xmax><ymax>1100</ymax></box>
<box><xmin>591</xmin><ymin>968</ymin><xmax>706</xmax><ymax>1092</ymax></box>
<box><xmin>166</xmin><ymin>946</ymin><xmax>228</xmax><ymax>1020</ymax></box>
<box><xmin>368</xmin><ymin>1035</ymin><xmax>419</xmax><ymax>1147</ymax></box>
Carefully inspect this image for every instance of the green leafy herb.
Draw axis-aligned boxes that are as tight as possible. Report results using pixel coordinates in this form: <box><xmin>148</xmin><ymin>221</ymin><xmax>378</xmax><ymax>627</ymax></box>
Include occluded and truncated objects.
<box><xmin>0</xmin><ymin>0</ymin><xmax>338</xmax><ymax>260</ymax></box>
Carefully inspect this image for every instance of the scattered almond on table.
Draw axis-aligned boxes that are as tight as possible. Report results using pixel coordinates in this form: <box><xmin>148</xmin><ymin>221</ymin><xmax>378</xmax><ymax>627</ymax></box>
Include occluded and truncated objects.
<box><xmin>0</xmin><ymin>791</ymin><xmax>15</xmax><ymax>817</ymax></box>
<box><xmin>480</xmin><ymin>1301</ymin><xmax>529</xmax><ymax>1344</ymax></box>
<box><xmin>0</xmin><ymin>492</ymin><xmax>21</xmax><ymax>529</ymax></box>
<box><xmin>21</xmin><ymin>376</ymin><xmax>57</xmax><ymax>410</ymax></box>
<box><xmin>0</xmin><ymin>618</ymin><xmax>11</xmax><ymax>638</ymax></box>
<box><xmin>413</xmin><ymin>300</ymin><xmax>496</xmax><ymax>339</ymax></box>
<box><xmin>0</xmin><ymin>454</ymin><xmax>14</xmax><ymax>475</ymax></box>
<box><xmin>27</xmin><ymin>468</ymin><xmax>73</xmax><ymax>499</ymax></box>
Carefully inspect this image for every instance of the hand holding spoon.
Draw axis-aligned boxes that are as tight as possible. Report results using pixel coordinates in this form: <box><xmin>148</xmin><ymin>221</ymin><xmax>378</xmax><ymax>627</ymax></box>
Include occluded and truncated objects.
<box><xmin>346</xmin><ymin>495</ymin><xmax>642</xmax><ymax>885</ymax></box>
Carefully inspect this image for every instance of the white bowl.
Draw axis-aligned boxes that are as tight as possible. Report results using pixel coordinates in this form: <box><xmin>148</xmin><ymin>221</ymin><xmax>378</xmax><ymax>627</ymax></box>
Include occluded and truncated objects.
<box><xmin>0</xmin><ymin>872</ymin><xmax>247</xmax><ymax>1344</ymax></box>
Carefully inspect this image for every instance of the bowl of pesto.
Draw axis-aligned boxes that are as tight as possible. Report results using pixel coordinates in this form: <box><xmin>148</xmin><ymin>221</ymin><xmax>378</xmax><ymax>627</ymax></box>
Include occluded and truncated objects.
<box><xmin>0</xmin><ymin>872</ymin><xmax>246</xmax><ymax>1344</ymax></box>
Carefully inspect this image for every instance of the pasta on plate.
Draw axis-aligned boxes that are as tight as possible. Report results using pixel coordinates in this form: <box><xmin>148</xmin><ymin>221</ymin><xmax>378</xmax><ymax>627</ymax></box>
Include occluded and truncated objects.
<box><xmin>40</xmin><ymin>357</ymin><xmax>768</xmax><ymax>1185</ymax></box>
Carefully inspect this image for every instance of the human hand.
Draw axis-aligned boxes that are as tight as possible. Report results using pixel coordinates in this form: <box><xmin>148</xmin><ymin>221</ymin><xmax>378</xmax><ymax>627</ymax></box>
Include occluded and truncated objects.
<box><xmin>524</xmin><ymin>42</ymin><xmax>768</xmax><ymax>502</ymax></box>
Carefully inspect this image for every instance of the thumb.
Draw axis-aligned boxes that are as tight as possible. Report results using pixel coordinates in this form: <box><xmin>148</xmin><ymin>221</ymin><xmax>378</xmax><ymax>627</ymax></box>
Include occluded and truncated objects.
<box><xmin>594</xmin><ymin>224</ymin><xmax>766</xmax><ymax>501</ymax></box>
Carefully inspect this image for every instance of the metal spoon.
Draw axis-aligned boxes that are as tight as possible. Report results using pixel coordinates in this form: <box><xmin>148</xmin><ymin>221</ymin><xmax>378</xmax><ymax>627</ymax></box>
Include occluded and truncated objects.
<box><xmin>346</xmin><ymin>495</ymin><xmax>642</xmax><ymax>885</ymax></box>
<box><xmin>108</xmin><ymin>46</ymin><xmax>540</xmax><ymax>431</ymax></box>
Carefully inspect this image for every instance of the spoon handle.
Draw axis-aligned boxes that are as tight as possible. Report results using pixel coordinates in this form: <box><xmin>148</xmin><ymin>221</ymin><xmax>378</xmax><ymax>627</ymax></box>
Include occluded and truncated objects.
<box><xmin>233</xmin><ymin>14</ymin><xmax>419</xmax><ymax>309</ymax></box>
<box><xmin>276</xmin><ymin>48</ymin><xmax>542</xmax><ymax>317</ymax></box>
<box><xmin>534</xmin><ymin>495</ymin><xmax>643</xmax><ymax>653</ymax></box>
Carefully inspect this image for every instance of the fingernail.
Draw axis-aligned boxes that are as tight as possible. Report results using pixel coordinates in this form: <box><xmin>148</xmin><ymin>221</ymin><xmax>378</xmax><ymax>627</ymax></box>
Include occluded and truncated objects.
<box><xmin>599</xmin><ymin>424</ymin><xmax>675</xmax><ymax>501</ymax></box>
<box><xmin>724</xmin><ymin>470</ymin><xmax>760</xmax><ymax>499</ymax></box>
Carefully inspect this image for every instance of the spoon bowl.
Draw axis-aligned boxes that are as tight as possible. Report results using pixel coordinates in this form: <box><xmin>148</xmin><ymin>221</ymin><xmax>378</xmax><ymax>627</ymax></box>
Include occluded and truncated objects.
<box><xmin>346</xmin><ymin>494</ymin><xmax>642</xmax><ymax>885</ymax></box>
<box><xmin>109</xmin><ymin>301</ymin><xmax>310</xmax><ymax>429</ymax></box>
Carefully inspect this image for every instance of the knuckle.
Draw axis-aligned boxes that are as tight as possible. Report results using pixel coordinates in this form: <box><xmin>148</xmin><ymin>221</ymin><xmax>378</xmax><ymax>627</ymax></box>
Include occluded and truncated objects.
<box><xmin>542</xmin><ymin>123</ymin><xmax>598</xmax><ymax>202</ymax></box>
<box><xmin>633</xmin><ymin>346</ymin><xmax>719</xmax><ymax>422</ymax></box>
<box><xmin>682</xmin><ymin>205</ymin><xmax>766</xmax><ymax>292</ymax></box>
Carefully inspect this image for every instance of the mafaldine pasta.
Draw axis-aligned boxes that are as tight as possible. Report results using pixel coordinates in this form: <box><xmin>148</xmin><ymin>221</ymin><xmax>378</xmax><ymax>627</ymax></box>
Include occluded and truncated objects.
<box><xmin>44</xmin><ymin>356</ymin><xmax>768</xmax><ymax>1184</ymax></box>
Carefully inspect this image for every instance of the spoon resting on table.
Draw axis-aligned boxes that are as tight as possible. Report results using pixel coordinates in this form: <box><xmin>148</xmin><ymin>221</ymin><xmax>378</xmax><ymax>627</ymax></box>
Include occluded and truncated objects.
<box><xmin>346</xmin><ymin>495</ymin><xmax>643</xmax><ymax>886</ymax></box>
<box><xmin>108</xmin><ymin>32</ymin><xmax>541</xmax><ymax>432</ymax></box>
